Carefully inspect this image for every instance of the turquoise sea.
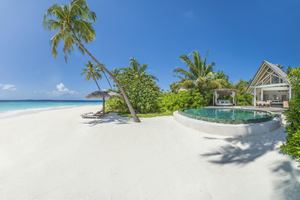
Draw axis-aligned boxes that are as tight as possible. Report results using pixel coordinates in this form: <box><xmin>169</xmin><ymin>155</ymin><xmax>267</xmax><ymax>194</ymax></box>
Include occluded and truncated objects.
<box><xmin>0</xmin><ymin>100</ymin><xmax>102</xmax><ymax>113</ymax></box>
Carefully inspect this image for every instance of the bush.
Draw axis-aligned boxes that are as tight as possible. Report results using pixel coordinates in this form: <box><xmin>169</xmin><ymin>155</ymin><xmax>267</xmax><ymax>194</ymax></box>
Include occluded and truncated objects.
<box><xmin>281</xmin><ymin>130</ymin><xmax>300</xmax><ymax>162</ymax></box>
<box><xmin>234</xmin><ymin>80</ymin><xmax>253</xmax><ymax>106</ymax></box>
<box><xmin>236</xmin><ymin>93</ymin><xmax>253</xmax><ymax>106</ymax></box>
<box><xmin>113</xmin><ymin>74</ymin><xmax>160</xmax><ymax>114</ymax></box>
<box><xmin>284</xmin><ymin>68</ymin><xmax>300</xmax><ymax>134</ymax></box>
<box><xmin>107</xmin><ymin>58</ymin><xmax>161</xmax><ymax>114</ymax></box>
<box><xmin>107</xmin><ymin>74</ymin><xmax>160</xmax><ymax>114</ymax></box>
<box><xmin>125</xmin><ymin>75</ymin><xmax>160</xmax><ymax>113</ymax></box>
<box><xmin>158</xmin><ymin>90</ymin><xmax>206</xmax><ymax>113</ymax></box>
<box><xmin>281</xmin><ymin>68</ymin><xmax>300</xmax><ymax>162</ymax></box>
<box><xmin>106</xmin><ymin>97</ymin><xmax>128</xmax><ymax>113</ymax></box>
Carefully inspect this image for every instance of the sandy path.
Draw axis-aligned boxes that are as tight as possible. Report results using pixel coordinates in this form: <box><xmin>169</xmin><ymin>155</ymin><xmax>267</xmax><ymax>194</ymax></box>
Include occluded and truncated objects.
<box><xmin>0</xmin><ymin>106</ymin><xmax>299</xmax><ymax>200</ymax></box>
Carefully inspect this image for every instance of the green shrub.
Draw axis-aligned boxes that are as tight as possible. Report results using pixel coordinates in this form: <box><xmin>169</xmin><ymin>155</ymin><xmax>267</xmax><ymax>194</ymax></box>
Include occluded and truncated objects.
<box><xmin>114</xmin><ymin>74</ymin><xmax>160</xmax><ymax>114</ymax></box>
<box><xmin>281</xmin><ymin>68</ymin><xmax>300</xmax><ymax>162</ymax></box>
<box><xmin>284</xmin><ymin>68</ymin><xmax>300</xmax><ymax>134</ymax></box>
<box><xmin>125</xmin><ymin>75</ymin><xmax>160</xmax><ymax>113</ymax></box>
<box><xmin>236</xmin><ymin>93</ymin><xmax>253</xmax><ymax>106</ymax></box>
<box><xmin>106</xmin><ymin>97</ymin><xmax>128</xmax><ymax>113</ymax></box>
<box><xmin>281</xmin><ymin>130</ymin><xmax>300</xmax><ymax>162</ymax></box>
<box><xmin>158</xmin><ymin>90</ymin><xmax>206</xmax><ymax>113</ymax></box>
<box><xmin>234</xmin><ymin>80</ymin><xmax>253</xmax><ymax>106</ymax></box>
<box><xmin>107</xmin><ymin>58</ymin><xmax>161</xmax><ymax>114</ymax></box>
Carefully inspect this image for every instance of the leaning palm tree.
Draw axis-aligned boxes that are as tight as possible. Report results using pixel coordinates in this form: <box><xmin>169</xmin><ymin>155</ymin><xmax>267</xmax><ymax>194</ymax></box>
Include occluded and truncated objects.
<box><xmin>43</xmin><ymin>0</ymin><xmax>140</xmax><ymax>122</ymax></box>
<box><xmin>82</xmin><ymin>61</ymin><xmax>102</xmax><ymax>91</ymax></box>
<box><xmin>82</xmin><ymin>61</ymin><xmax>106</xmax><ymax>112</ymax></box>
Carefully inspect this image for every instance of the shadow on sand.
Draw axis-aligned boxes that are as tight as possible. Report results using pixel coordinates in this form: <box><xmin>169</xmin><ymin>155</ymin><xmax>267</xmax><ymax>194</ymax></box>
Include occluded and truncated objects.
<box><xmin>272</xmin><ymin>161</ymin><xmax>300</xmax><ymax>200</ymax></box>
<box><xmin>82</xmin><ymin>113</ymin><xmax>130</xmax><ymax>127</ymax></box>
<box><xmin>201</xmin><ymin>128</ymin><xmax>286</xmax><ymax>165</ymax></box>
<box><xmin>201</xmin><ymin>128</ymin><xmax>300</xmax><ymax>200</ymax></box>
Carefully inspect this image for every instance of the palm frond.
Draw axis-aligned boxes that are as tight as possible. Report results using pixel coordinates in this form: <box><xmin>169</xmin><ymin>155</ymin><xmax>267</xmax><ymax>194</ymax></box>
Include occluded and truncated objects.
<box><xmin>44</xmin><ymin>0</ymin><xmax>96</xmax><ymax>59</ymax></box>
<box><xmin>180</xmin><ymin>55</ymin><xmax>195</xmax><ymax>69</ymax></box>
<box><xmin>174</xmin><ymin>67</ymin><xmax>193</xmax><ymax>79</ymax></box>
<box><xmin>50</xmin><ymin>32</ymin><xmax>63</xmax><ymax>58</ymax></box>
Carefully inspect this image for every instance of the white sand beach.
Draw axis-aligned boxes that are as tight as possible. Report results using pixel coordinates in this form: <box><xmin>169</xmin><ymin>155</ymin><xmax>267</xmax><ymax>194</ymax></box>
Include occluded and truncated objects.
<box><xmin>0</xmin><ymin>106</ymin><xmax>299</xmax><ymax>200</ymax></box>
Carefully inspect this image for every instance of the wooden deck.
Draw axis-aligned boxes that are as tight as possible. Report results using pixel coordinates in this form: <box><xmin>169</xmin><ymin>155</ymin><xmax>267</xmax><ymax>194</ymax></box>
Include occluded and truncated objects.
<box><xmin>239</xmin><ymin>106</ymin><xmax>286</xmax><ymax>114</ymax></box>
<box><xmin>208</xmin><ymin>106</ymin><xmax>286</xmax><ymax>114</ymax></box>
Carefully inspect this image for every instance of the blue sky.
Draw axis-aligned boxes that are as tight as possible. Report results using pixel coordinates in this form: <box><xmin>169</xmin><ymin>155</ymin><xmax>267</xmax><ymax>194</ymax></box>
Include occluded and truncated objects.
<box><xmin>0</xmin><ymin>0</ymin><xmax>299</xmax><ymax>99</ymax></box>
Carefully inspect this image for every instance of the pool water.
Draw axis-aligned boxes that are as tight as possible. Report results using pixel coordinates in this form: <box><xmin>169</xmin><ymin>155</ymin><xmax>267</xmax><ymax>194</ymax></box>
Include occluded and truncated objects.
<box><xmin>180</xmin><ymin>108</ymin><xmax>274</xmax><ymax>124</ymax></box>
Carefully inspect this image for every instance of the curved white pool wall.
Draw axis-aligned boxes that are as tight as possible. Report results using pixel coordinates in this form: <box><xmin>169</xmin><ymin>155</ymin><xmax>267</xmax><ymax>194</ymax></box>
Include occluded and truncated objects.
<box><xmin>173</xmin><ymin>111</ymin><xmax>281</xmax><ymax>137</ymax></box>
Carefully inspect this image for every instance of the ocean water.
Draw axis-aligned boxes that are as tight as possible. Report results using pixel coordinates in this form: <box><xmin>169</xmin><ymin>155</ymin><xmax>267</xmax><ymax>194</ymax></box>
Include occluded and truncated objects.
<box><xmin>0</xmin><ymin>100</ymin><xmax>102</xmax><ymax>113</ymax></box>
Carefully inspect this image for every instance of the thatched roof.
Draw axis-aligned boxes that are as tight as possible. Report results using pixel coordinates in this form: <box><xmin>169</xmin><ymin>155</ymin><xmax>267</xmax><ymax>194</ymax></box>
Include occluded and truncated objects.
<box><xmin>86</xmin><ymin>91</ymin><xmax>121</xmax><ymax>99</ymax></box>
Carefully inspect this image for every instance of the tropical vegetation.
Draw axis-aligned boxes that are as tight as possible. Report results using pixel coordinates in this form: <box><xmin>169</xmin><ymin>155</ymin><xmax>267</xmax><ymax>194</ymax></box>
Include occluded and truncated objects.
<box><xmin>158</xmin><ymin>90</ymin><xmax>205</xmax><ymax>113</ymax></box>
<box><xmin>105</xmin><ymin>51</ymin><xmax>252</xmax><ymax>116</ymax></box>
<box><xmin>43</xmin><ymin>0</ymin><xmax>251</xmax><ymax>119</ymax></box>
<box><xmin>81</xmin><ymin>61</ymin><xmax>109</xmax><ymax>113</ymax></box>
<box><xmin>170</xmin><ymin>51</ymin><xmax>250</xmax><ymax>107</ymax></box>
<box><xmin>281</xmin><ymin>68</ymin><xmax>300</xmax><ymax>162</ymax></box>
<box><xmin>82</xmin><ymin>61</ymin><xmax>102</xmax><ymax>92</ymax></box>
<box><xmin>106</xmin><ymin>58</ymin><xmax>161</xmax><ymax>114</ymax></box>
<box><xmin>43</xmin><ymin>0</ymin><xmax>140</xmax><ymax>122</ymax></box>
<box><xmin>173</xmin><ymin>51</ymin><xmax>231</xmax><ymax>94</ymax></box>
<box><xmin>234</xmin><ymin>80</ymin><xmax>253</xmax><ymax>106</ymax></box>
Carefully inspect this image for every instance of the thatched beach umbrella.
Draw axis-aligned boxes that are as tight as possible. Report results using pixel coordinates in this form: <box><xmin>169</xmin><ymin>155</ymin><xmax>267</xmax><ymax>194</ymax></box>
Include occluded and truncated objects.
<box><xmin>86</xmin><ymin>91</ymin><xmax>121</xmax><ymax>113</ymax></box>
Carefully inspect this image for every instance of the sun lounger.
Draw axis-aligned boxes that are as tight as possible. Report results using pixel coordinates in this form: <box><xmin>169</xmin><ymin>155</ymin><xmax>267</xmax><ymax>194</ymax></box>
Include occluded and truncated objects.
<box><xmin>256</xmin><ymin>101</ymin><xmax>263</xmax><ymax>107</ymax></box>
<box><xmin>256</xmin><ymin>100</ymin><xmax>271</xmax><ymax>107</ymax></box>
<box><xmin>216</xmin><ymin>100</ymin><xmax>234</xmax><ymax>106</ymax></box>
<box><xmin>81</xmin><ymin>111</ymin><xmax>104</xmax><ymax>119</ymax></box>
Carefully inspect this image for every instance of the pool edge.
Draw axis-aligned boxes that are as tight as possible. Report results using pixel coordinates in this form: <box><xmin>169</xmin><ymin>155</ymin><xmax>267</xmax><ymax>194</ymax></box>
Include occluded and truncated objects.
<box><xmin>173</xmin><ymin>111</ymin><xmax>282</xmax><ymax>137</ymax></box>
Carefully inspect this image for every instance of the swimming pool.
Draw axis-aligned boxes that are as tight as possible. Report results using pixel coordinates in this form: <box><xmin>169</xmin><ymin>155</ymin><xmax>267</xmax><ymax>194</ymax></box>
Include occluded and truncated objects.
<box><xmin>174</xmin><ymin>107</ymin><xmax>281</xmax><ymax>136</ymax></box>
<box><xmin>180</xmin><ymin>108</ymin><xmax>273</xmax><ymax>124</ymax></box>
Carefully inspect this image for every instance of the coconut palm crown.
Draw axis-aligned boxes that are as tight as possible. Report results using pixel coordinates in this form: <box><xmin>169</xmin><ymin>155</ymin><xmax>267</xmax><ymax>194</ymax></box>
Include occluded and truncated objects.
<box><xmin>174</xmin><ymin>51</ymin><xmax>227</xmax><ymax>91</ymax></box>
<box><xmin>82</xmin><ymin>61</ymin><xmax>102</xmax><ymax>89</ymax></box>
<box><xmin>43</xmin><ymin>0</ymin><xmax>140</xmax><ymax>122</ymax></box>
<box><xmin>174</xmin><ymin>51</ymin><xmax>214</xmax><ymax>82</ymax></box>
<box><xmin>120</xmin><ymin>58</ymin><xmax>157</xmax><ymax>80</ymax></box>
<box><xmin>44</xmin><ymin>0</ymin><xmax>96</xmax><ymax>60</ymax></box>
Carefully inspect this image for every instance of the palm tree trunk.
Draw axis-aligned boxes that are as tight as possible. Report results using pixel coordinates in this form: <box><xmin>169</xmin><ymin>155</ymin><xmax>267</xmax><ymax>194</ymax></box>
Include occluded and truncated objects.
<box><xmin>73</xmin><ymin>34</ymin><xmax>140</xmax><ymax>122</ymax></box>
<box><xmin>102</xmin><ymin>71</ymin><xmax>113</xmax><ymax>89</ymax></box>
<box><xmin>93</xmin><ymin>78</ymin><xmax>104</xmax><ymax>114</ymax></box>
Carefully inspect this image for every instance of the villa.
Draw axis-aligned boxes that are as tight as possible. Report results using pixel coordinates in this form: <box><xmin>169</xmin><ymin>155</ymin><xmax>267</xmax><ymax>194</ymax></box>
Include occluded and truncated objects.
<box><xmin>247</xmin><ymin>60</ymin><xmax>292</xmax><ymax>108</ymax></box>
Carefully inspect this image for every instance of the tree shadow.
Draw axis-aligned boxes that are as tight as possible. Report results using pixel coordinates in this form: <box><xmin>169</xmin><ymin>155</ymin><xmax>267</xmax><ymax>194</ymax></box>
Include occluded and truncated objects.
<box><xmin>201</xmin><ymin>128</ymin><xmax>286</xmax><ymax>165</ymax></box>
<box><xmin>82</xmin><ymin>113</ymin><xmax>131</xmax><ymax>127</ymax></box>
<box><xmin>201</xmin><ymin>128</ymin><xmax>300</xmax><ymax>199</ymax></box>
<box><xmin>272</xmin><ymin>160</ymin><xmax>300</xmax><ymax>200</ymax></box>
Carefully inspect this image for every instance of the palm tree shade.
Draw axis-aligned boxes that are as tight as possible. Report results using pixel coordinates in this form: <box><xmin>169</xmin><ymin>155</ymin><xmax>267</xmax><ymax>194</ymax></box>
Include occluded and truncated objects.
<box><xmin>44</xmin><ymin>0</ymin><xmax>140</xmax><ymax>122</ymax></box>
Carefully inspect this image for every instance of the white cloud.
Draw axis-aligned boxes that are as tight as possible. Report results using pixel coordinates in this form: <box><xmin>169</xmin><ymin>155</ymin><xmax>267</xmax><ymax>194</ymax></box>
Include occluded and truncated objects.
<box><xmin>52</xmin><ymin>83</ymin><xmax>78</xmax><ymax>96</ymax></box>
<box><xmin>0</xmin><ymin>83</ymin><xmax>17</xmax><ymax>91</ymax></box>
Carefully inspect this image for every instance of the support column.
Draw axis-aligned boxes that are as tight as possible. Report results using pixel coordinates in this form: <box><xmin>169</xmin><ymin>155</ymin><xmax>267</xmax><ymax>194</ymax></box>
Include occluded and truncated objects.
<box><xmin>213</xmin><ymin>91</ymin><xmax>215</xmax><ymax>106</ymax></box>
<box><xmin>232</xmin><ymin>91</ymin><xmax>236</xmax><ymax>106</ymax></box>
<box><xmin>254</xmin><ymin>87</ymin><xmax>257</xmax><ymax>107</ymax></box>
<box><xmin>261</xmin><ymin>88</ymin><xmax>264</xmax><ymax>101</ymax></box>
<box><xmin>289</xmin><ymin>86</ymin><xmax>292</xmax><ymax>100</ymax></box>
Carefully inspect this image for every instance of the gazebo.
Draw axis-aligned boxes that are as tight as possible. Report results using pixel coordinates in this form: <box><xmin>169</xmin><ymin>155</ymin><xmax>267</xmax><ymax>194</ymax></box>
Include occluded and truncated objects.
<box><xmin>213</xmin><ymin>89</ymin><xmax>236</xmax><ymax>106</ymax></box>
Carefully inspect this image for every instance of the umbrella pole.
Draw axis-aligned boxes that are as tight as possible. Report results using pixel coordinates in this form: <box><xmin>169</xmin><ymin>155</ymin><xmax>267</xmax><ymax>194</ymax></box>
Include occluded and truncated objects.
<box><xmin>102</xmin><ymin>97</ymin><xmax>105</xmax><ymax>114</ymax></box>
